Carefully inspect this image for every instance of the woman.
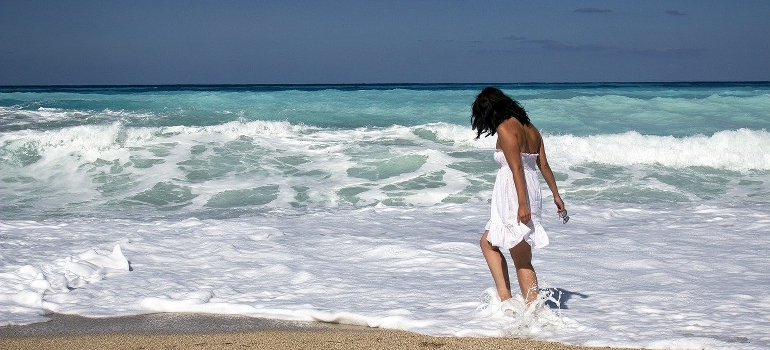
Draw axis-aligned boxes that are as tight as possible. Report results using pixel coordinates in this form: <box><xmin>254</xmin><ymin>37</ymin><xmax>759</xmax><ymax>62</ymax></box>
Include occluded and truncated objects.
<box><xmin>471</xmin><ymin>87</ymin><xmax>566</xmax><ymax>305</ymax></box>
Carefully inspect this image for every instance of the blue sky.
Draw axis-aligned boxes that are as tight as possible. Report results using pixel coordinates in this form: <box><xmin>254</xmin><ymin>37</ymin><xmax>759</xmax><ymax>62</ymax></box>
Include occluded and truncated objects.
<box><xmin>1</xmin><ymin>1</ymin><xmax>768</xmax><ymax>85</ymax></box>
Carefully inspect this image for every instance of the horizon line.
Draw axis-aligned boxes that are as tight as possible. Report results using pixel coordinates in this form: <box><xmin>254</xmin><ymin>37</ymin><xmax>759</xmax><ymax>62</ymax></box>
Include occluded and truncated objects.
<box><xmin>2</xmin><ymin>80</ymin><xmax>769</xmax><ymax>89</ymax></box>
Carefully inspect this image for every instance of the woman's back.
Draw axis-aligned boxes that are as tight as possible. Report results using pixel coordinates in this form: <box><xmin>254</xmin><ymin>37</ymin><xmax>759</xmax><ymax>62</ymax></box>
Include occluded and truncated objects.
<box><xmin>522</xmin><ymin>124</ymin><xmax>542</xmax><ymax>155</ymax></box>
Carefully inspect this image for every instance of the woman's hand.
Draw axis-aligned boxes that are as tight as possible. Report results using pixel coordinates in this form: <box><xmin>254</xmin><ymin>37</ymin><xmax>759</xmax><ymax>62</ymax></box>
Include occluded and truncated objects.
<box><xmin>554</xmin><ymin>196</ymin><xmax>565</xmax><ymax>213</ymax></box>
<box><xmin>518</xmin><ymin>205</ymin><xmax>531</xmax><ymax>224</ymax></box>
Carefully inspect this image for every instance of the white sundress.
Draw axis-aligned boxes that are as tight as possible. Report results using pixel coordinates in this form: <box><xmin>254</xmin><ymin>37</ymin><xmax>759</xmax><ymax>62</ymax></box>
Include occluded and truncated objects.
<box><xmin>484</xmin><ymin>150</ymin><xmax>549</xmax><ymax>250</ymax></box>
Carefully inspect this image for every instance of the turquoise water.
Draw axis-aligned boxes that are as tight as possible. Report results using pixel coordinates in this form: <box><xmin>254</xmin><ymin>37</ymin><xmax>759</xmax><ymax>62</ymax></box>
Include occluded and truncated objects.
<box><xmin>1</xmin><ymin>83</ymin><xmax>769</xmax><ymax>220</ymax></box>
<box><xmin>3</xmin><ymin>83</ymin><xmax>768</xmax><ymax>134</ymax></box>
<box><xmin>1</xmin><ymin>83</ymin><xmax>770</xmax><ymax>349</ymax></box>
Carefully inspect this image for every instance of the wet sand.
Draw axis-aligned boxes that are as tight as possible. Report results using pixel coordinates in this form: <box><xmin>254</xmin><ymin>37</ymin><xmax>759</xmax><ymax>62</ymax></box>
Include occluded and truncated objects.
<box><xmin>0</xmin><ymin>313</ymin><xmax>645</xmax><ymax>350</ymax></box>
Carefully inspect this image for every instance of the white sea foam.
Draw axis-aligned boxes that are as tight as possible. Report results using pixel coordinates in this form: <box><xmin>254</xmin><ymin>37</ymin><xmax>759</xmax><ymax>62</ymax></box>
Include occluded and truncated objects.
<box><xmin>3</xmin><ymin>121</ymin><xmax>768</xmax><ymax>173</ymax></box>
<box><xmin>1</xmin><ymin>121</ymin><xmax>768</xmax><ymax>219</ymax></box>
<box><xmin>0</xmin><ymin>203</ymin><xmax>768</xmax><ymax>349</ymax></box>
<box><xmin>0</xmin><ymin>240</ymin><xmax>129</xmax><ymax>324</ymax></box>
<box><xmin>2</xmin><ymin>84</ymin><xmax>770</xmax><ymax>349</ymax></box>
<box><xmin>544</xmin><ymin>128</ymin><xmax>770</xmax><ymax>171</ymax></box>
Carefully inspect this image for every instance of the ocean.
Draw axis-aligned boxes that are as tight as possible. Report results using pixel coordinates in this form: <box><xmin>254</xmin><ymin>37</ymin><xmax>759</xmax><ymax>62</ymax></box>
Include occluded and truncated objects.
<box><xmin>1</xmin><ymin>83</ymin><xmax>769</xmax><ymax>349</ymax></box>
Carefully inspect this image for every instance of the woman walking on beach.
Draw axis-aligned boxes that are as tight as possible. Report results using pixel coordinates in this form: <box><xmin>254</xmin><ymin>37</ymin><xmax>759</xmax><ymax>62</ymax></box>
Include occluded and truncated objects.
<box><xmin>471</xmin><ymin>87</ymin><xmax>566</xmax><ymax>306</ymax></box>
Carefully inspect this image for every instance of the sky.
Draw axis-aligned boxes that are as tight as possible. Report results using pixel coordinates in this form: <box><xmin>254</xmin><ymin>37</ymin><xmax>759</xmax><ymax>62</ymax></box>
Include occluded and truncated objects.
<box><xmin>1</xmin><ymin>1</ymin><xmax>769</xmax><ymax>85</ymax></box>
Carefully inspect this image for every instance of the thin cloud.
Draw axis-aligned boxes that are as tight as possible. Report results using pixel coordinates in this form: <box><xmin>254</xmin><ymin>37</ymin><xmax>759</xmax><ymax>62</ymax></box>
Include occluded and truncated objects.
<box><xmin>500</xmin><ymin>36</ymin><xmax>703</xmax><ymax>57</ymax></box>
<box><xmin>666</xmin><ymin>10</ymin><xmax>686</xmax><ymax>16</ymax></box>
<box><xmin>623</xmin><ymin>47</ymin><xmax>706</xmax><ymax>57</ymax></box>
<box><xmin>417</xmin><ymin>39</ymin><xmax>457</xmax><ymax>44</ymax></box>
<box><xmin>575</xmin><ymin>7</ymin><xmax>612</xmax><ymax>13</ymax></box>
<box><xmin>534</xmin><ymin>40</ymin><xmax>615</xmax><ymax>52</ymax></box>
<box><xmin>475</xmin><ymin>48</ymin><xmax>525</xmax><ymax>55</ymax></box>
<box><xmin>481</xmin><ymin>39</ymin><xmax>708</xmax><ymax>59</ymax></box>
<box><xmin>505</xmin><ymin>36</ymin><xmax>615</xmax><ymax>52</ymax></box>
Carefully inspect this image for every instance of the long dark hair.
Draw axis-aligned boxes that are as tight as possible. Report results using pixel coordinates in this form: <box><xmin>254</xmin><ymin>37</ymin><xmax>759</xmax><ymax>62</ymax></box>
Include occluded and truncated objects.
<box><xmin>471</xmin><ymin>87</ymin><xmax>531</xmax><ymax>139</ymax></box>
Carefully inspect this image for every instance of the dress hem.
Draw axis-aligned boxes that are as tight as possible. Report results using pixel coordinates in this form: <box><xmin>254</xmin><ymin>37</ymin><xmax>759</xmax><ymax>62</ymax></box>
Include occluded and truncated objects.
<box><xmin>485</xmin><ymin>219</ymin><xmax>549</xmax><ymax>250</ymax></box>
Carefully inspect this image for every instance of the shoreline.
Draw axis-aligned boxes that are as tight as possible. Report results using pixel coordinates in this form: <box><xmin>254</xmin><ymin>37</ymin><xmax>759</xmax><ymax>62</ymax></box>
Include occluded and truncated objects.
<box><xmin>0</xmin><ymin>313</ymin><xmax>646</xmax><ymax>350</ymax></box>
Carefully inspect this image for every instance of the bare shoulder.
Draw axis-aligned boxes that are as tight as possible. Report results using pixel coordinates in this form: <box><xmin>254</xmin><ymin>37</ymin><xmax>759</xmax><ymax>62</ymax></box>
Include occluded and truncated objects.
<box><xmin>497</xmin><ymin>119</ymin><xmax>526</xmax><ymax>152</ymax></box>
<box><xmin>497</xmin><ymin>118</ymin><xmax>524</xmax><ymax>137</ymax></box>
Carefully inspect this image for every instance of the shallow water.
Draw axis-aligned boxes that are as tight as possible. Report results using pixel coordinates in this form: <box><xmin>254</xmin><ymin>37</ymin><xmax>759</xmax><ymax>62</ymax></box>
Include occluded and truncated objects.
<box><xmin>1</xmin><ymin>83</ymin><xmax>769</xmax><ymax>349</ymax></box>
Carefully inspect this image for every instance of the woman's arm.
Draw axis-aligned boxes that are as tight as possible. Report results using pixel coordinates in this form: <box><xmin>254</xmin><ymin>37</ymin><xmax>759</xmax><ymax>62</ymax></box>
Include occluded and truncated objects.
<box><xmin>496</xmin><ymin>119</ymin><xmax>531</xmax><ymax>224</ymax></box>
<box><xmin>536</xmin><ymin>136</ymin><xmax>565</xmax><ymax>212</ymax></box>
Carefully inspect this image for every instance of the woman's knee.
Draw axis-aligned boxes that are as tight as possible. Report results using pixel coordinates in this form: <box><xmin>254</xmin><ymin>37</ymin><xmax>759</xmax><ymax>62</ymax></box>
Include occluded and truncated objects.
<box><xmin>480</xmin><ymin>236</ymin><xmax>502</xmax><ymax>255</ymax></box>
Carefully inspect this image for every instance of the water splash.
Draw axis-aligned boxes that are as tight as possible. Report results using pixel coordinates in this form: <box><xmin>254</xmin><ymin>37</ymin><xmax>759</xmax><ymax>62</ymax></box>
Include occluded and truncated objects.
<box><xmin>475</xmin><ymin>287</ymin><xmax>569</xmax><ymax>337</ymax></box>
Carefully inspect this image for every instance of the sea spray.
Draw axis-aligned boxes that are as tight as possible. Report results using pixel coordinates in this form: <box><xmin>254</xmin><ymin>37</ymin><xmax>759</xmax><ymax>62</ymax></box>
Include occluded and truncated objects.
<box><xmin>1</xmin><ymin>83</ymin><xmax>769</xmax><ymax>349</ymax></box>
<box><xmin>475</xmin><ymin>287</ymin><xmax>573</xmax><ymax>337</ymax></box>
<box><xmin>2</xmin><ymin>121</ymin><xmax>768</xmax><ymax>220</ymax></box>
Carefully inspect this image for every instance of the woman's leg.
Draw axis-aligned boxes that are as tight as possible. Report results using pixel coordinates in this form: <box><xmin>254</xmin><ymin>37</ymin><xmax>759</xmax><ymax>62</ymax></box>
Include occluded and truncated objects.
<box><xmin>480</xmin><ymin>231</ymin><xmax>513</xmax><ymax>301</ymax></box>
<box><xmin>510</xmin><ymin>239</ymin><xmax>539</xmax><ymax>303</ymax></box>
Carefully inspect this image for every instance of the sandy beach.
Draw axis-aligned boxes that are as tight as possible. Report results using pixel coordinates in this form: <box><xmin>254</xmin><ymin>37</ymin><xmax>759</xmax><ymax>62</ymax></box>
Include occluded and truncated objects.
<box><xmin>0</xmin><ymin>313</ymin><xmax>645</xmax><ymax>350</ymax></box>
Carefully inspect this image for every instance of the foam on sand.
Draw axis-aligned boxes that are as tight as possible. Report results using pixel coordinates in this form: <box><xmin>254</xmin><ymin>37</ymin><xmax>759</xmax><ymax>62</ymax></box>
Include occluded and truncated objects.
<box><xmin>1</xmin><ymin>203</ymin><xmax>768</xmax><ymax>349</ymax></box>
